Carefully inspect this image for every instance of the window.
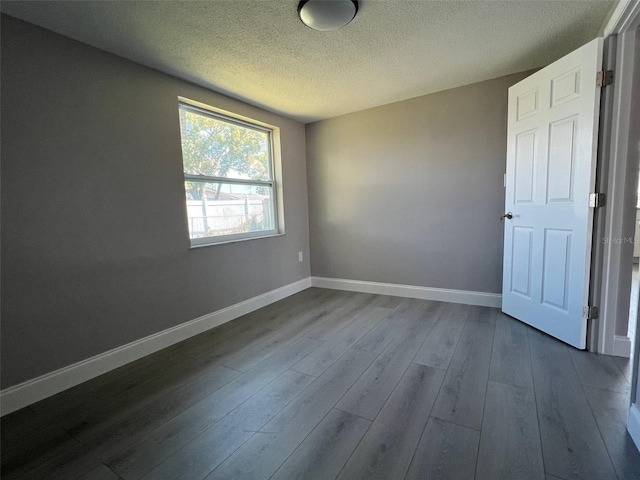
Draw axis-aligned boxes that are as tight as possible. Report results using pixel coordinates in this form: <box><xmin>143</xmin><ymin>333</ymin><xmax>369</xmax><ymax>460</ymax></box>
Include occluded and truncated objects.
<box><xmin>178</xmin><ymin>101</ymin><xmax>281</xmax><ymax>246</ymax></box>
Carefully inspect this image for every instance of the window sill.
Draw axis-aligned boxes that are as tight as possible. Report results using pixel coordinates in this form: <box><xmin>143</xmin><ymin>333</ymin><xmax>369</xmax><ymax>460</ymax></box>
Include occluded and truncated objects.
<box><xmin>188</xmin><ymin>232</ymin><xmax>285</xmax><ymax>249</ymax></box>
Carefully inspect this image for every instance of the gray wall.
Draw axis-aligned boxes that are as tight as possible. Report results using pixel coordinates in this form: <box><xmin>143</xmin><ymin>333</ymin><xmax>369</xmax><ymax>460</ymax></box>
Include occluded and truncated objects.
<box><xmin>0</xmin><ymin>15</ymin><xmax>310</xmax><ymax>389</ymax></box>
<box><xmin>306</xmin><ymin>71</ymin><xmax>532</xmax><ymax>294</ymax></box>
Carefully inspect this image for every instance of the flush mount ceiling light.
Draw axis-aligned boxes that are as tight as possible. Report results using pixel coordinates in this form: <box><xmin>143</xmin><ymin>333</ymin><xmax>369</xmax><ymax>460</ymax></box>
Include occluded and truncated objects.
<box><xmin>298</xmin><ymin>0</ymin><xmax>358</xmax><ymax>32</ymax></box>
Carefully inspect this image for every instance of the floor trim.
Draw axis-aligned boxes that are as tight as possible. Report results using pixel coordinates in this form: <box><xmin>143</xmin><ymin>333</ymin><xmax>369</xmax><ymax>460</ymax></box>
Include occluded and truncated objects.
<box><xmin>628</xmin><ymin>403</ymin><xmax>640</xmax><ymax>453</ymax></box>
<box><xmin>310</xmin><ymin>276</ymin><xmax>502</xmax><ymax>308</ymax></box>
<box><xmin>0</xmin><ymin>277</ymin><xmax>312</xmax><ymax>417</ymax></box>
<box><xmin>613</xmin><ymin>335</ymin><xmax>632</xmax><ymax>358</ymax></box>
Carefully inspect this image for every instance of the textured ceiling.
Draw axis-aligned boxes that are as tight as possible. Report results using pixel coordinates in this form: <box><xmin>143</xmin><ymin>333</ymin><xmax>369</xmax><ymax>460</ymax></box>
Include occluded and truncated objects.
<box><xmin>1</xmin><ymin>0</ymin><xmax>614</xmax><ymax>123</ymax></box>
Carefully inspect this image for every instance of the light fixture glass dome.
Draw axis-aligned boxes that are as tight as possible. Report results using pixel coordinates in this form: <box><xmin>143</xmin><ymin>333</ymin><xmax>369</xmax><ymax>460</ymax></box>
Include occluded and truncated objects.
<box><xmin>298</xmin><ymin>0</ymin><xmax>358</xmax><ymax>32</ymax></box>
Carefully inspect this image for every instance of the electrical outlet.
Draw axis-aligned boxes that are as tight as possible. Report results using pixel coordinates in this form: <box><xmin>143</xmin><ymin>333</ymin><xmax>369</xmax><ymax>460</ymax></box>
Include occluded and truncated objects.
<box><xmin>298</xmin><ymin>251</ymin><xmax>303</xmax><ymax>262</ymax></box>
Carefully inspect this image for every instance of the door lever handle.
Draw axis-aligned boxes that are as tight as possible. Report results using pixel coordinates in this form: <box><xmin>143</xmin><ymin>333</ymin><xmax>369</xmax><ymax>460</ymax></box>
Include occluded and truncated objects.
<box><xmin>500</xmin><ymin>212</ymin><xmax>513</xmax><ymax>221</ymax></box>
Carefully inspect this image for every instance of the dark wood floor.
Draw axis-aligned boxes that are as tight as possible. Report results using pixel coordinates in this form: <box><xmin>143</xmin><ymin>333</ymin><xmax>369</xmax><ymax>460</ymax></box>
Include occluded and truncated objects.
<box><xmin>2</xmin><ymin>288</ymin><xmax>639</xmax><ymax>480</ymax></box>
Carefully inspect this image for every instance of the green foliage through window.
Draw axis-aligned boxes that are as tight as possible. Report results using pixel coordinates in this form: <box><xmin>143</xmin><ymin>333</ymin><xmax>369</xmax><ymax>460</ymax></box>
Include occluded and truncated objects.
<box><xmin>178</xmin><ymin>102</ymin><xmax>277</xmax><ymax>244</ymax></box>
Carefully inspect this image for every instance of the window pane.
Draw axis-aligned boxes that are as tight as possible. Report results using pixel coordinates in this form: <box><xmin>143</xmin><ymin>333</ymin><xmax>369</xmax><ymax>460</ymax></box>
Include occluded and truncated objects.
<box><xmin>184</xmin><ymin>180</ymin><xmax>275</xmax><ymax>239</ymax></box>
<box><xmin>179</xmin><ymin>106</ymin><xmax>271</xmax><ymax>181</ymax></box>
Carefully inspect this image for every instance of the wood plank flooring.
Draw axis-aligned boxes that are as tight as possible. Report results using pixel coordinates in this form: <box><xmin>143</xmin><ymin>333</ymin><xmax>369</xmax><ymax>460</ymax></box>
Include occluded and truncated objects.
<box><xmin>2</xmin><ymin>288</ymin><xmax>639</xmax><ymax>480</ymax></box>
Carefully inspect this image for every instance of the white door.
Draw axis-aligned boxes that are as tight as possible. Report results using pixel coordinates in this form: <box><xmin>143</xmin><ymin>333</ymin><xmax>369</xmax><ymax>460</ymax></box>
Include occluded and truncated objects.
<box><xmin>502</xmin><ymin>38</ymin><xmax>603</xmax><ymax>349</ymax></box>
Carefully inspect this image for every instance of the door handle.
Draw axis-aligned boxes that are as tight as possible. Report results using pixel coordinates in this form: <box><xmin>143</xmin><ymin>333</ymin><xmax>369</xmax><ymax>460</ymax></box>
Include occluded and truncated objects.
<box><xmin>500</xmin><ymin>212</ymin><xmax>513</xmax><ymax>221</ymax></box>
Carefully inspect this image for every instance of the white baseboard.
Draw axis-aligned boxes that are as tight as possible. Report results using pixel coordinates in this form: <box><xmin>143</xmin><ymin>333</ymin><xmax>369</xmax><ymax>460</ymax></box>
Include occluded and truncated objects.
<box><xmin>0</xmin><ymin>275</ymin><xmax>501</xmax><ymax>415</ymax></box>
<box><xmin>0</xmin><ymin>277</ymin><xmax>311</xmax><ymax>417</ymax></box>
<box><xmin>628</xmin><ymin>403</ymin><xmax>640</xmax><ymax>453</ymax></box>
<box><xmin>613</xmin><ymin>335</ymin><xmax>632</xmax><ymax>358</ymax></box>
<box><xmin>310</xmin><ymin>276</ymin><xmax>502</xmax><ymax>308</ymax></box>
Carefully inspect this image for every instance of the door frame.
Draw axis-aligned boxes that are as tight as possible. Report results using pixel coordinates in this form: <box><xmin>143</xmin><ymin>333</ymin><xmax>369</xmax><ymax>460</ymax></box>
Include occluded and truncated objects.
<box><xmin>590</xmin><ymin>0</ymin><xmax>640</xmax><ymax>453</ymax></box>
<box><xmin>592</xmin><ymin>0</ymin><xmax>640</xmax><ymax>357</ymax></box>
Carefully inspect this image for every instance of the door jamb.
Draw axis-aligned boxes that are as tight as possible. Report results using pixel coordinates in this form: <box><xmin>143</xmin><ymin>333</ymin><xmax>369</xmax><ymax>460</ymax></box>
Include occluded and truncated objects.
<box><xmin>593</xmin><ymin>0</ymin><xmax>640</xmax><ymax>356</ymax></box>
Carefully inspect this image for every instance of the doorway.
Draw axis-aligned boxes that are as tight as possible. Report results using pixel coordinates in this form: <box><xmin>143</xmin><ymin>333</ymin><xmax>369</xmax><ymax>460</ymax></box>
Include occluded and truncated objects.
<box><xmin>595</xmin><ymin>0</ymin><xmax>640</xmax><ymax>451</ymax></box>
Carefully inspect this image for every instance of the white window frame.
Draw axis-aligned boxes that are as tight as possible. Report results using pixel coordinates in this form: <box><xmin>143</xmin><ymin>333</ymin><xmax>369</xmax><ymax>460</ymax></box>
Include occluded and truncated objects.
<box><xmin>178</xmin><ymin>99</ymin><xmax>285</xmax><ymax>247</ymax></box>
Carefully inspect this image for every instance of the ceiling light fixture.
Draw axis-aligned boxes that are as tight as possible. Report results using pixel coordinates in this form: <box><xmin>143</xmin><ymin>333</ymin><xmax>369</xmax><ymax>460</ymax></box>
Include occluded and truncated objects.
<box><xmin>298</xmin><ymin>0</ymin><xmax>358</xmax><ymax>32</ymax></box>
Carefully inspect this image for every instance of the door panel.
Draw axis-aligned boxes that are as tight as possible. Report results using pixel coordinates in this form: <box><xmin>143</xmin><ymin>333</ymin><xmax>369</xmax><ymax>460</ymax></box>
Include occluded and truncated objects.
<box><xmin>511</xmin><ymin>227</ymin><xmax>534</xmax><ymax>298</ymax></box>
<box><xmin>551</xmin><ymin>67</ymin><xmax>582</xmax><ymax>106</ymax></box>
<box><xmin>514</xmin><ymin>130</ymin><xmax>537</xmax><ymax>203</ymax></box>
<box><xmin>541</xmin><ymin>228</ymin><xmax>571</xmax><ymax>311</ymax></box>
<box><xmin>547</xmin><ymin>117</ymin><xmax>578</xmax><ymax>202</ymax></box>
<box><xmin>502</xmin><ymin>38</ymin><xmax>603</xmax><ymax>349</ymax></box>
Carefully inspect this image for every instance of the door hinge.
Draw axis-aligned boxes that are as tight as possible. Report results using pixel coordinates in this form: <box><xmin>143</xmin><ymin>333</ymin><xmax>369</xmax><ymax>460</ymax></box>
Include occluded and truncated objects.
<box><xmin>596</xmin><ymin>70</ymin><xmax>614</xmax><ymax>87</ymax></box>
<box><xmin>589</xmin><ymin>193</ymin><xmax>606</xmax><ymax>208</ymax></box>
<box><xmin>583</xmin><ymin>306</ymin><xmax>599</xmax><ymax>320</ymax></box>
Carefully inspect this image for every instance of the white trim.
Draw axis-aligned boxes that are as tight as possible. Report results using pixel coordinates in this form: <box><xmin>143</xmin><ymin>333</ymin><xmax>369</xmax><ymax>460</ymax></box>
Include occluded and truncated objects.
<box><xmin>613</xmin><ymin>335</ymin><xmax>633</xmax><ymax>357</ymax></box>
<box><xmin>189</xmin><ymin>232</ymin><xmax>285</xmax><ymax>249</ymax></box>
<box><xmin>603</xmin><ymin>0</ymin><xmax>640</xmax><ymax>37</ymax></box>
<box><xmin>598</xmin><ymin>29</ymin><xmax>638</xmax><ymax>355</ymax></box>
<box><xmin>628</xmin><ymin>403</ymin><xmax>640</xmax><ymax>453</ymax></box>
<box><xmin>190</xmin><ymin>229</ymin><xmax>280</xmax><ymax>248</ymax></box>
<box><xmin>310</xmin><ymin>276</ymin><xmax>502</xmax><ymax>308</ymax></box>
<box><xmin>0</xmin><ymin>277</ymin><xmax>311</xmax><ymax>416</ymax></box>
